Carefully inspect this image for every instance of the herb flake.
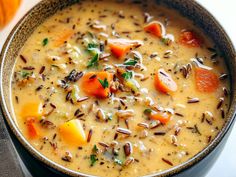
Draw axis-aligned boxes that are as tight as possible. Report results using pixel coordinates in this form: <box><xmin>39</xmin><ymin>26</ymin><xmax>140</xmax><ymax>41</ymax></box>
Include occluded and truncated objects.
<box><xmin>98</xmin><ymin>78</ymin><xmax>109</xmax><ymax>89</ymax></box>
<box><xmin>87</xmin><ymin>53</ymin><xmax>99</xmax><ymax>68</ymax></box>
<box><xmin>90</xmin><ymin>154</ymin><xmax>98</xmax><ymax>166</ymax></box>
<box><xmin>123</xmin><ymin>59</ymin><xmax>138</xmax><ymax>66</ymax></box>
<box><xmin>122</xmin><ymin>71</ymin><xmax>133</xmax><ymax>80</ymax></box>
<box><xmin>42</xmin><ymin>38</ymin><xmax>49</xmax><ymax>46</ymax></box>
<box><xmin>144</xmin><ymin>108</ymin><xmax>152</xmax><ymax>115</ymax></box>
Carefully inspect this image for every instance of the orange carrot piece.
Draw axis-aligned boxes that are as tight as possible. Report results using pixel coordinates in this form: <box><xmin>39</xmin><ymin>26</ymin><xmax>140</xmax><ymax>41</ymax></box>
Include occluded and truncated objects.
<box><xmin>26</xmin><ymin>118</ymin><xmax>39</xmax><ymax>139</ymax></box>
<box><xmin>109</xmin><ymin>43</ymin><xmax>131</xmax><ymax>59</ymax></box>
<box><xmin>80</xmin><ymin>71</ymin><xmax>113</xmax><ymax>98</ymax></box>
<box><xmin>108</xmin><ymin>39</ymin><xmax>143</xmax><ymax>59</ymax></box>
<box><xmin>54</xmin><ymin>29</ymin><xmax>74</xmax><ymax>47</ymax></box>
<box><xmin>144</xmin><ymin>21</ymin><xmax>163</xmax><ymax>38</ymax></box>
<box><xmin>150</xmin><ymin>111</ymin><xmax>171</xmax><ymax>124</ymax></box>
<box><xmin>154</xmin><ymin>69</ymin><xmax>177</xmax><ymax>94</ymax></box>
<box><xmin>195</xmin><ymin>68</ymin><xmax>219</xmax><ymax>92</ymax></box>
<box><xmin>179</xmin><ymin>30</ymin><xmax>203</xmax><ymax>47</ymax></box>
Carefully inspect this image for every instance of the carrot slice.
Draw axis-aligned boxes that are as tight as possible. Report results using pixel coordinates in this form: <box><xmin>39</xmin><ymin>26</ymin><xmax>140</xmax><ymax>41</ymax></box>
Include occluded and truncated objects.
<box><xmin>108</xmin><ymin>39</ymin><xmax>143</xmax><ymax>59</ymax></box>
<box><xmin>80</xmin><ymin>71</ymin><xmax>113</xmax><ymax>98</ymax></box>
<box><xmin>53</xmin><ymin>29</ymin><xmax>74</xmax><ymax>47</ymax></box>
<box><xmin>179</xmin><ymin>30</ymin><xmax>203</xmax><ymax>47</ymax></box>
<box><xmin>144</xmin><ymin>21</ymin><xmax>163</xmax><ymax>38</ymax></box>
<box><xmin>26</xmin><ymin>118</ymin><xmax>39</xmax><ymax>139</ymax></box>
<box><xmin>59</xmin><ymin>119</ymin><xmax>86</xmax><ymax>146</ymax></box>
<box><xmin>154</xmin><ymin>69</ymin><xmax>177</xmax><ymax>94</ymax></box>
<box><xmin>195</xmin><ymin>68</ymin><xmax>219</xmax><ymax>92</ymax></box>
<box><xmin>150</xmin><ymin>111</ymin><xmax>171</xmax><ymax>124</ymax></box>
<box><xmin>109</xmin><ymin>43</ymin><xmax>131</xmax><ymax>59</ymax></box>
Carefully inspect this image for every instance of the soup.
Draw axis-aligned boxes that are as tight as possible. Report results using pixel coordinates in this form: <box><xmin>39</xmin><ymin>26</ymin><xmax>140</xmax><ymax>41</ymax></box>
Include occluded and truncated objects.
<box><xmin>11</xmin><ymin>0</ymin><xmax>230</xmax><ymax>176</ymax></box>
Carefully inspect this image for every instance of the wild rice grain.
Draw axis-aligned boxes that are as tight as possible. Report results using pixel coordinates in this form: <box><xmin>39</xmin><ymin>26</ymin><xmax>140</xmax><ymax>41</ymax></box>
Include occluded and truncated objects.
<box><xmin>20</xmin><ymin>55</ymin><xmax>27</xmax><ymax>63</ymax></box>
<box><xmin>77</xmin><ymin>97</ymin><xmax>89</xmax><ymax>102</ymax></box>
<box><xmin>217</xmin><ymin>97</ymin><xmax>224</xmax><ymax>109</ymax></box>
<box><xmin>124</xmin><ymin>142</ymin><xmax>132</xmax><ymax>156</ymax></box>
<box><xmin>98</xmin><ymin>142</ymin><xmax>109</xmax><ymax>148</ymax></box>
<box><xmin>116</xmin><ymin>127</ymin><xmax>132</xmax><ymax>136</ymax></box>
<box><xmin>39</xmin><ymin>66</ymin><xmax>45</xmax><ymax>74</ymax></box>
<box><xmin>87</xmin><ymin>129</ymin><xmax>93</xmax><ymax>143</ymax></box>
<box><xmin>162</xmin><ymin>158</ymin><xmax>173</xmax><ymax>166</ymax></box>
<box><xmin>154</xmin><ymin>131</ymin><xmax>166</xmax><ymax>136</ymax></box>
<box><xmin>187</xmin><ymin>97</ymin><xmax>200</xmax><ymax>103</ymax></box>
<box><xmin>219</xmin><ymin>73</ymin><xmax>228</xmax><ymax>80</ymax></box>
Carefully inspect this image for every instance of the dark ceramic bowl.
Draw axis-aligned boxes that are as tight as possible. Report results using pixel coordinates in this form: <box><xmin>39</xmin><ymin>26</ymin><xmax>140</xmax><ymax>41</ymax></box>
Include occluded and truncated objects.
<box><xmin>0</xmin><ymin>0</ymin><xmax>236</xmax><ymax>177</ymax></box>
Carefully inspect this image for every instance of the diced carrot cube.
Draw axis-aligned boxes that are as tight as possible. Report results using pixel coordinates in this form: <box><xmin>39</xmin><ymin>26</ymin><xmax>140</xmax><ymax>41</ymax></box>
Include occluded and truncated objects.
<box><xmin>80</xmin><ymin>71</ymin><xmax>113</xmax><ymax>98</ymax></box>
<box><xmin>109</xmin><ymin>42</ymin><xmax>131</xmax><ymax>59</ymax></box>
<box><xmin>179</xmin><ymin>30</ymin><xmax>203</xmax><ymax>47</ymax></box>
<box><xmin>195</xmin><ymin>68</ymin><xmax>219</xmax><ymax>92</ymax></box>
<box><xmin>144</xmin><ymin>21</ymin><xmax>163</xmax><ymax>38</ymax></box>
<box><xmin>108</xmin><ymin>38</ymin><xmax>143</xmax><ymax>59</ymax></box>
<box><xmin>154</xmin><ymin>69</ymin><xmax>177</xmax><ymax>94</ymax></box>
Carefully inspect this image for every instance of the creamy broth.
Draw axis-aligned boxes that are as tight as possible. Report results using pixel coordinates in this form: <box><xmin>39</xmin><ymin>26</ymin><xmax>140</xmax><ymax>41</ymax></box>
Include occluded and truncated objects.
<box><xmin>11</xmin><ymin>0</ymin><xmax>230</xmax><ymax>176</ymax></box>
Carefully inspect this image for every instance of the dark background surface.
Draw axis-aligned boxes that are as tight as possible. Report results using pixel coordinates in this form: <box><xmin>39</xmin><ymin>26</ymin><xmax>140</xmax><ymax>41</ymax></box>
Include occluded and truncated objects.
<box><xmin>0</xmin><ymin>110</ymin><xmax>29</xmax><ymax>177</ymax></box>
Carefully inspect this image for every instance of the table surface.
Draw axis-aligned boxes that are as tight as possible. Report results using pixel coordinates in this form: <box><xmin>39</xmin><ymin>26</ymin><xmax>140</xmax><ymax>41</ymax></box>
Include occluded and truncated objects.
<box><xmin>0</xmin><ymin>0</ymin><xmax>235</xmax><ymax>177</ymax></box>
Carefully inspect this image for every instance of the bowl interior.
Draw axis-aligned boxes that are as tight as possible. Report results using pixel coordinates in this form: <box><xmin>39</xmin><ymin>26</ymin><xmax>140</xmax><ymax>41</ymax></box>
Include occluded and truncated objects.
<box><xmin>0</xmin><ymin>0</ymin><xmax>236</xmax><ymax>176</ymax></box>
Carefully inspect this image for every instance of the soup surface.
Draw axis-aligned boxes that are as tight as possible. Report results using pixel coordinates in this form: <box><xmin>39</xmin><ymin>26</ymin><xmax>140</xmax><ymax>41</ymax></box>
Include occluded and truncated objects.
<box><xmin>11</xmin><ymin>0</ymin><xmax>230</xmax><ymax>176</ymax></box>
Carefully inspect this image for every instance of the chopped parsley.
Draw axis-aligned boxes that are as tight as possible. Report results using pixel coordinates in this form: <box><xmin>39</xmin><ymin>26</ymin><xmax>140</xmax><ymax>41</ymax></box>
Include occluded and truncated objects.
<box><xmin>90</xmin><ymin>154</ymin><xmax>98</xmax><ymax>166</ymax></box>
<box><xmin>123</xmin><ymin>59</ymin><xmax>138</xmax><ymax>66</ymax></box>
<box><xmin>98</xmin><ymin>78</ymin><xmax>109</xmax><ymax>89</ymax></box>
<box><xmin>42</xmin><ymin>38</ymin><xmax>49</xmax><ymax>46</ymax></box>
<box><xmin>87</xmin><ymin>42</ymin><xmax>101</xmax><ymax>68</ymax></box>
<box><xmin>87</xmin><ymin>53</ymin><xmax>99</xmax><ymax>68</ymax></box>
<box><xmin>92</xmin><ymin>145</ymin><xmax>98</xmax><ymax>154</ymax></box>
<box><xmin>161</xmin><ymin>37</ymin><xmax>172</xmax><ymax>46</ymax></box>
<box><xmin>20</xmin><ymin>70</ymin><xmax>32</xmax><ymax>78</ymax></box>
<box><xmin>122</xmin><ymin>71</ymin><xmax>133</xmax><ymax>80</ymax></box>
<box><xmin>144</xmin><ymin>108</ymin><xmax>152</xmax><ymax>115</ymax></box>
<box><xmin>87</xmin><ymin>43</ymin><xmax>98</xmax><ymax>50</ymax></box>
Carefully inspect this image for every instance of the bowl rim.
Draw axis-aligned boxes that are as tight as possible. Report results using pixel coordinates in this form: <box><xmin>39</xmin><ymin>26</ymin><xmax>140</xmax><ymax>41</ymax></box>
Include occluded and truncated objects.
<box><xmin>0</xmin><ymin>0</ymin><xmax>236</xmax><ymax>176</ymax></box>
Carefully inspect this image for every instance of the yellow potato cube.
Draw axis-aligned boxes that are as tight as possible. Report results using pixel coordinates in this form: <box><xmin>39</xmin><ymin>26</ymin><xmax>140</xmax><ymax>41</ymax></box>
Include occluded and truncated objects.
<box><xmin>21</xmin><ymin>101</ymin><xmax>43</xmax><ymax>119</ymax></box>
<box><xmin>59</xmin><ymin>119</ymin><xmax>86</xmax><ymax>146</ymax></box>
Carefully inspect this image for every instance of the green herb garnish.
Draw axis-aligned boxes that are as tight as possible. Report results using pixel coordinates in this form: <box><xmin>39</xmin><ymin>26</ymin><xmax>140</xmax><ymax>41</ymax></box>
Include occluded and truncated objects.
<box><xmin>121</xmin><ymin>71</ymin><xmax>133</xmax><ymax>80</ymax></box>
<box><xmin>92</xmin><ymin>145</ymin><xmax>98</xmax><ymax>154</ymax></box>
<box><xmin>87</xmin><ymin>43</ymin><xmax>98</xmax><ymax>50</ymax></box>
<box><xmin>123</xmin><ymin>59</ymin><xmax>138</xmax><ymax>66</ymax></box>
<box><xmin>87</xmin><ymin>53</ymin><xmax>99</xmax><ymax>68</ymax></box>
<box><xmin>90</xmin><ymin>154</ymin><xmax>98</xmax><ymax>166</ymax></box>
<box><xmin>161</xmin><ymin>37</ymin><xmax>172</xmax><ymax>46</ymax></box>
<box><xmin>42</xmin><ymin>38</ymin><xmax>49</xmax><ymax>46</ymax></box>
<box><xmin>98</xmin><ymin>78</ymin><xmax>109</xmax><ymax>89</ymax></box>
<box><xmin>87</xmin><ymin>31</ymin><xmax>95</xmax><ymax>39</ymax></box>
<box><xmin>144</xmin><ymin>108</ymin><xmax>152</xmax><ymax>115</ymax></box>
<box><xmin>20</xmin><ymin>70</ymin><xmax>32</xmax><ymax>78</ymax></box>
